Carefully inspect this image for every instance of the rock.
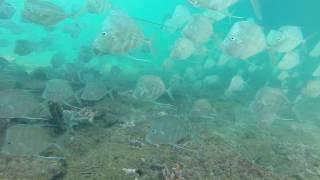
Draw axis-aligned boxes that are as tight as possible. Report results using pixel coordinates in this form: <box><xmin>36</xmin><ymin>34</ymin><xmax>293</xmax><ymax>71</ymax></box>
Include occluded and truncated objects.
<box><xmin>0</xmin><ymin>153</ymin><xmax>66</xmax><ymax>179</ymax></box>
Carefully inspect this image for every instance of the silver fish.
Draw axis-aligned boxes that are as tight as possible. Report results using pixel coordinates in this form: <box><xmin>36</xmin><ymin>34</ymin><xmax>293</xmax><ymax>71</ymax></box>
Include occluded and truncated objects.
<box><xmin>182</xmin><ymin>15</ymin><xmax>213</xmax><ymax>45</ymax></box>
<box><xmin>93</xmin><ymin>10</ymin><xmax>147</xmax><ymax>57</ymax></box>
<box><xmin>146</xmin><ymin>114</ymin><xmax>191</xmax><ymax>145</ymax></box>
<box><xmin>164</xmin><ymin>5</ymin><xmax>192</xmax><ymax>33</ymax></box>
<box><xmin>221</xmin><ymin>20</ymin><xmax>266</xmax><ymax>60</ymax></box>
<box><xmin>22</xmin><ymin>0</ymin><xmax>68</xmax><ymax>26</ymax></box>
<box><xmin>267</xmin><ymin>26</ymin><xmax>304</xmax><ymax>53</ymax></box>
<box><xmin>250</xmin><ymin>87</ymin><xmax>289</xmax><ymax>127</ymax></box>
<box><xmin>133</xmin><ymin>75</ymin><xmax>168</xmax><ymax>102</ymax></box>
<box><xmin>169</xmin><ymin>36</ymin><xmax>195</xmax><ymax>60</ymax></box>
<box><xmin>86</xmin><ymin>0</ymin><xmax>113</xmax><ymax>14</ymax></box>
<box><xmin>81</xmin><ymin>81</ymin><xmax>109</xmax><ymax>101</ymax></box>
<box><xmin>42</xmin><ymin>79</ymin><xmax>75</xmax><ymax>104</ymax></box>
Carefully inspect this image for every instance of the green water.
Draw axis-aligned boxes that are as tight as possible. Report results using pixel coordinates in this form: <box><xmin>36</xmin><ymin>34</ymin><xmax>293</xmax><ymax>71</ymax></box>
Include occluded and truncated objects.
<box><xmin>1</xmin><ymin>0</ymin><xmax>320</xmax><ymax>179</ymax></box>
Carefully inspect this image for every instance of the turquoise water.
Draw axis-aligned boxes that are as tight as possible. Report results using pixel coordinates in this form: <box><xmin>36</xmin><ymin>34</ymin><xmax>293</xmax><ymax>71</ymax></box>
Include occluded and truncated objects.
<box><xmin>1</xmin><ymin>0</ymin><xmax>320</xmax><ymax>179</ymax></box>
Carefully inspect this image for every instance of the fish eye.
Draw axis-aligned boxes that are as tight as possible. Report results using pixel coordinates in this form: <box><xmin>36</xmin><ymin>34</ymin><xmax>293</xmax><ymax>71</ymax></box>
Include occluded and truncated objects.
<box><xmin>230</xmin><ymin>36</ymin><xmax>236</xmax><ymax>41</ymax></box>
<box><xmin>101</xmin><ymin>32</ymin><xmax>108</xmax><ymax>36</ymax></box>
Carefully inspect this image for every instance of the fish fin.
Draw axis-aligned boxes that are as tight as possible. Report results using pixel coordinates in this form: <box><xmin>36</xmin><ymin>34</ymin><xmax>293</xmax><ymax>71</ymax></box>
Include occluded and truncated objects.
<box><xmin>223</xmin><ymin>9</ymin><xmax>245</xmax><ymax>24</ymax></box>
<box><xmin>113</xmin><ymin>13</ymin><xmax>166</xmax><ymax>28</ymax></box>
<box><xmin>166</xmin><ymin>87</ymin><xmax>175</xmax><ymax>101</ymax></box>
<box><xmin>304</xmin><ymin>32</ymin><xmax>317</xmax><ymax>43</ymax></box>
<box><xmin>152</xmin><ymin>101</ymin><xmax>175</xmax><ymax>108</ymax></box>
<box><xmin>171</xmin><ymin>144</ymin><xmax>197</xmax><ymax>153</ymax></box>
<box><xmin>275</xmin><ymin>115</ymin><xmax>295</xmax><ymax>121</ymax></box>
<box><xmin>250</xmin><ymin>0</ymin><xmax>263</xmax><ymax>21</ymax></box>
<box><xmin>136</xmin><ymin>17</ymin><xmax>167</xmax><ymax>28</ymax></box>
<box><xmin>300</xmin><ymin>32</ymin><xmax>318</xmax><ymax>55</ymax></box>
<box><xmin>63</xmin><ymin>102</ymin><xmax>81</xmax><ymax>110</ymax></box>
<box><xmin>142</xmin><ymin>33</ymin><xmax>158</xmax><ymax>60</ymax></box>
<box><xmin>126</xmin><ymin>54</ymin><xmax>151</xmax><ymax>63</ymax></box>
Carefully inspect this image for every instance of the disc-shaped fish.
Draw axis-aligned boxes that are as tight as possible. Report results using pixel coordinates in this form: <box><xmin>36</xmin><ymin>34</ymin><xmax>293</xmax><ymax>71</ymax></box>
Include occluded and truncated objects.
<box><xmin>81</xmin><ymin>81</ymin><xmax>109</xmax><ymax>101</ymax></box>
<box><xmin>267</xmin><ymin>26</ymin><xmax>304</xmax><ymax>53</ymax></box>
<box><xmin>224</xmin><ymin>74</ymin><xmax>246</xmax><ymax>96</ymax></box>
<box><xmin>93</xmin><ymin>10</ymin><xmax>146</xmax><ymax>55</ymax></box>
<box><xmin>146</xmin><ymin>114</ymin><xmax>190</xmax><ymax>145</ymax></box>
<box><xmin>250</xmin><ymin>87</ymin><xmax>289</xmax><ymax>113</ymax></box>
<box><xmin>133</xmin><ymin>75</ymin><xmax>167</xmax><ymax>102</ymax></box>
<box><xmin>182</xmin><ymin>15</ymin><xmax>213</xmax><ymax>45</ymax></box>
<box><xmin>221</xmin><ymin>20</ymin><xmax>266</xmax><ymax>60</ymax></box>
<box><xmin>164</xmin><ymin>5</ymin><xmax>192</xmax><ymax>33</ymax></box>
<box><xmin>22</xmin><ymin>0</ymin><xmax>68</xmax><ymax>26</ymax></box>
<box><xmin>170</xmin><ymin>37</ymin><xmax>195</xmax><ymax>60</ymax></box>
<box><xmin>277</xmin><ymin>51</ymin><xmax>300</xmax><ymax>71</ymax></box>
<box><xmin>250</xmin><ymin>87</ymin><xmax>289</xmax><ymax>127</ymax></box>
<box><xmin>42</xmin><ymin>79</ymin><xmax>75</xmax><ymax>103</ymax></box>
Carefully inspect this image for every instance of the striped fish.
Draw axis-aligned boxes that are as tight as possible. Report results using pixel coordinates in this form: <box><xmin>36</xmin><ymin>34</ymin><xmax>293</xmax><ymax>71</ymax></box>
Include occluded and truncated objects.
<box><xmin>93</xmin><ymin>10</ymin><xmax>147</xmax><ymax>56</ymax></box>
<box><xmin>22</xmin><ymin>0</ymin><xmax>68</xmax><ymax>26</ymax></box>
<box><xmin>146</xmin><ymin>114</ymin><xmax>191</xmax><ymax>145</ymax></box>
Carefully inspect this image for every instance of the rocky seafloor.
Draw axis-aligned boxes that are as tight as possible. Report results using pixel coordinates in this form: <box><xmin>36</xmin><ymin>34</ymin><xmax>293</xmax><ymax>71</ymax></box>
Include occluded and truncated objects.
<box><xmin>1</xmin><ymin>92</ymin><xmax>320</xmax><ymax>180</ymax></box>
<box><xmin>0</xmin><ymin>70</ymin><xmax>320</xmax><ymax>180</ymax></box>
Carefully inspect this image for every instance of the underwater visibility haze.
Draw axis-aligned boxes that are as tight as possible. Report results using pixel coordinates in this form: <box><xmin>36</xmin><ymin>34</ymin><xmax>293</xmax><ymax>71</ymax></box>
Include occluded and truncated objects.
<box><xmin>1</xmin><ymin>0</ymin><xmax>320</xmax><ymax>179</ymax></box>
